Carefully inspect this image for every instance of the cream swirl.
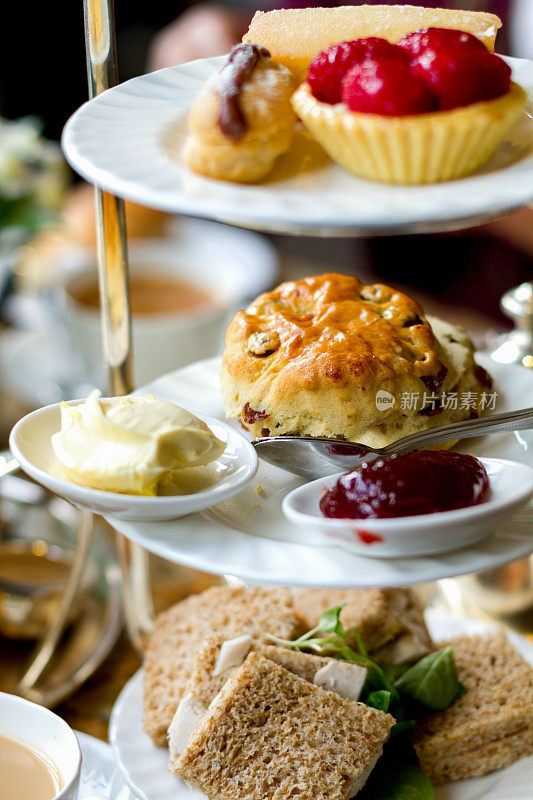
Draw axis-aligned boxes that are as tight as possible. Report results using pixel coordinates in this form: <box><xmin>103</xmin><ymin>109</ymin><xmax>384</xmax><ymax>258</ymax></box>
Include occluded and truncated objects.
<box><xmin>51</xmin><ymin>390</ymin><xmax>225</xmax><ymax>495</ymax></box>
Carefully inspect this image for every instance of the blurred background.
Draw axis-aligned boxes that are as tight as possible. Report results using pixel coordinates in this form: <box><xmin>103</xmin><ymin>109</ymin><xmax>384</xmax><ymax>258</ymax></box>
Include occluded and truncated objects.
<box><xmin>0</xmin><ymin>0</ymin><xmax>532</xmax><ymax>739</ymax></box>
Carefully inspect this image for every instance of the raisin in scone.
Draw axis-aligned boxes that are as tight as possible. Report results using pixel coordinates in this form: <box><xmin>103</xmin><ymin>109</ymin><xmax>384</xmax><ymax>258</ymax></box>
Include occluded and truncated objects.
<box><xmin>220</xmin><ymin>273</ymin><xmax>492</xmax><ymax>446</ymax></box>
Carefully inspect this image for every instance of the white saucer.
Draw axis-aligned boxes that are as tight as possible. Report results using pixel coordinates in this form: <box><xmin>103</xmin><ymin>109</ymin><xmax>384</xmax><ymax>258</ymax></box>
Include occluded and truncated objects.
<box><xmin>106</xmin><ymin>353</ymin><xmax>533</xmax><ymax>587</ymax></box>
<box><xmin>283</xmin><ymin>457</ymin><xmax>533</xmax><ymax>558</ymax></box>
<box><xmin>108</xmin><ymin>609</ymin><xmax>533</xmax><ymax>800</ymax></box>
<box><xmin>62</xmin><ymin>55</ymin><xmax>533</xmax><ymax>236</ymax></box>
<box><xmin>77</xmin><ymin>730</ymin><xmax>135</xmax><ymax>799</ymax></box>
<box><xmin>10</xmin><ymin>405</ymin><xmax>257</xmax><ymax>522</ymax></box>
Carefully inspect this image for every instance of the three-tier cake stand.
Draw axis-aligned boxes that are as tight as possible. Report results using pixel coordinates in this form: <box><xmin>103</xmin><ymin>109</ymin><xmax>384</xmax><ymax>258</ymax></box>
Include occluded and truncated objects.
<box><xmin>57</xmin><ymin>0</ymin><xmax>533</xmax><ymax>661</ymax></box>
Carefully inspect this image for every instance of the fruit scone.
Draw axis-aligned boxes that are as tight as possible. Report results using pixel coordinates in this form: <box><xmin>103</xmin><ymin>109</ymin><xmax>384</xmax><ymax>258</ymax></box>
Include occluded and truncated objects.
<box><xmin>244</xmin><ymin>5</ymin><xmax>527</xmax><ymax>183</ymax></box>
<box><xmin>221</xmin><ymin>273</ymin><xmax>493</xmax><ymax>446</ymax></box>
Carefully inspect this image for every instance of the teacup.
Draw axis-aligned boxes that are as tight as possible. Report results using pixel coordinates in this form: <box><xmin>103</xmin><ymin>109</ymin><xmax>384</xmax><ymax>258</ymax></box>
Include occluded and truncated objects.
<box><xmin>0</xmin><ymin>691</ymin><xmax>81</xmax><ymax>800</ymax></box>
<box><xmin>50</xmin><ymin>229</ymin><xmax>277</xmax><ymax>387</ymax></box>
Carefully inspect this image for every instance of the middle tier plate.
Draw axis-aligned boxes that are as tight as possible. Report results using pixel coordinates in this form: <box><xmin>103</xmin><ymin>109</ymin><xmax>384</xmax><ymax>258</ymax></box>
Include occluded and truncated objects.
<box><xmin>61</xmin><ymin>55</ymin><xmax>533</xmax><ymax>237</ymax></box>
<box><xmin>106</xmin><ymin>354</ymin><xmax>533</xmax><ymax>588</ymax></box>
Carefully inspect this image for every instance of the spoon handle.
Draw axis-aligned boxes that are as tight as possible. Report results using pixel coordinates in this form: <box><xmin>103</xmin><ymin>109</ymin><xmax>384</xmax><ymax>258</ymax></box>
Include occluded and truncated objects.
<box><xmin>390</xmin><ymin>406</ymin><xmax>533</xmax><ymax>456</ymax></box>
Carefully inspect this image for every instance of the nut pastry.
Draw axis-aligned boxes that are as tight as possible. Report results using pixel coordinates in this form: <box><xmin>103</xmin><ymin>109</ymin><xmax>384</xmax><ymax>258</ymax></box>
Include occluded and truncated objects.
<box><xmin>184</xmin><ymin>44</ymin><xmax>297</xmax><ymax>183</ymax></box>
<box><xmin>221</xmin><ymin>273</ymin><xmax>493</xmax><ymax>446</ymax></box>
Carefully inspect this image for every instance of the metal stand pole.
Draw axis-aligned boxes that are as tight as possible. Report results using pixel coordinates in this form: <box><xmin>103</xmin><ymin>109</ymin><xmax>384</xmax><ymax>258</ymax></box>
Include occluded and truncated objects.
<box><xmin>83</xmin><ymin>0</ymin><xmax>155</xmax><ymax>653</ymax></box>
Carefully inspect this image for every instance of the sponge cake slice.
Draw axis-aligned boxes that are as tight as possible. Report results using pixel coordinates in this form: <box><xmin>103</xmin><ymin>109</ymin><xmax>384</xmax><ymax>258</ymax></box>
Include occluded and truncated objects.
<box><xmin>243</xmin><ymin>5</ymin><xmax>501</xmax><ymax>80</ymax></box>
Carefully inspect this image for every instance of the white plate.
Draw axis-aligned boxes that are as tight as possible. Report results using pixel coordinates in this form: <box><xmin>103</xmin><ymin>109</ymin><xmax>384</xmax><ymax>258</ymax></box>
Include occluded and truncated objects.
<box><xmin>62</xmin><ymin>56</ymin><xmax>533</xmax><ymax>237</ymax></box>
<box><xmin>109</xmin><ymin>609</ymin><xmax>533</xmax><ymax>800</ymax></box>
<box><xmin>107</xmin><ymin>353</ymin><xmax>533</xmax><ymax>586</ymax></box>
<box><xmin>283</xmin><ymin>457</ymin><xmax>533</xmax><ymax>558</ymax></box>
<box><xmin>10</xmin><ymin>405</ymin><xmax>257</xmax><ymax>522</ymax></box>
<box><xmin>77</xmin><ymin>730</ymin><xmax>135</xmax><ymax>799</ymax></box>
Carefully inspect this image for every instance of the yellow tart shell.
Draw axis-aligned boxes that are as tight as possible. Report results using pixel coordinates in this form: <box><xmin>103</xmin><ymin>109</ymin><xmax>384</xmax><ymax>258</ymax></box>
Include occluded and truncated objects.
<box><xmin>292</xmin><ymin>81</ymin><xmax>527</xmax><ymax>184</ymax></box>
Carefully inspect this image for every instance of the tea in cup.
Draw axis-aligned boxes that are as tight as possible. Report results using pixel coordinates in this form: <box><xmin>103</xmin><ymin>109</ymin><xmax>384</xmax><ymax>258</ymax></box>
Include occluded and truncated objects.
<box><xmin>0</xmin><ymin>692</ymin><xmax>81</xmax><ymax>800</ymax></box>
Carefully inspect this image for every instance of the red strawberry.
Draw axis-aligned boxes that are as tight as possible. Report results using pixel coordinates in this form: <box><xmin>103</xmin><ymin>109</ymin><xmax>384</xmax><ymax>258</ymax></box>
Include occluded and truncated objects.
<box><xmin>307</xmin><ymin>37</ymin><xmax>408</xmax><ymax>104</ymax></box>
<box><xmin>398</xmin><ymin>27</ymin><xmax>487</xmax><ymax>57</ymax></box>
<box><xmin>341</xmin><ymin>58</ymin><xmax>437</xmax><ymax>116</ymax></box>
<box><xmin>410</xmin><ymin>47</ymin><xmax>511</xmax><ymax>109</ymax></box>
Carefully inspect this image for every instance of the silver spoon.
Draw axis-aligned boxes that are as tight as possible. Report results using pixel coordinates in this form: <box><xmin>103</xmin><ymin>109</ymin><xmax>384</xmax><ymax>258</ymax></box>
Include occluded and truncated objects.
<box><xmin>252</xmin><ymin>407</ymin><xmax>533</xmax><ymax>479</ymax></box>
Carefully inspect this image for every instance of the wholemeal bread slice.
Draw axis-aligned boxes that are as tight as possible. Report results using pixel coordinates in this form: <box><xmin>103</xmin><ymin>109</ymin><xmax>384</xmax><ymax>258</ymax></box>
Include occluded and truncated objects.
<box><xmin>173</xmin><ymin>652</ymin><xmax>394</xmax><ymax>800</ymax></box>
<box><xmin>169</xmin><ymin>635</ymin><xmax>368</xmax><ymax>757</ymax></box>
<box><xmin>293</xmin><ymin>587</ymin><xmax>433</xmax><ymax>661</ymax></box>
<box><xmin>243</xmin><ymin>5</ymin><xmax>501</xmax><ymax>79</ymax></box>
<box><xmin>413</xmin><ymin>632</ymin><xmax>533</xmax><ymax>783</ymax></box>
<box><xmin>143</xmin><ymin>586</ymin><xmax>299</xmax><ymax>746</ymax></box>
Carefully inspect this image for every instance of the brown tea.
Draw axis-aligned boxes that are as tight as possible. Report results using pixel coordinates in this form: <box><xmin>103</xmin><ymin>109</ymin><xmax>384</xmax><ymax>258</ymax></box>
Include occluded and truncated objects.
<box><xmin>69</xmin><ymin>271</ymin><xmax>215</xmax><ymax>315</ymax></box>
<box><xmin>0</xmin><ymin>734</ymin><xmax>62</xmax><ymax>800</ymax></box>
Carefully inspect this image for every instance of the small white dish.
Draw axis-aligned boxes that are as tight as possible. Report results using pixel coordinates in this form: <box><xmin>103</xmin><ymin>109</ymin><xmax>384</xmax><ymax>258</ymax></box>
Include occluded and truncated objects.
<box><xmin>0</xmin><ymin>692</ymin><xmax>81</xmax><ymax>800</ymax></box>
<box><xmin>283</xmin><ymin>457</ymin><xmax>533</xmax><ymax>558</ymax></box>
<box><xmin>9</xmin><ymin>400</ymin><xmax>257</xmax><ymax>521</ymax></box>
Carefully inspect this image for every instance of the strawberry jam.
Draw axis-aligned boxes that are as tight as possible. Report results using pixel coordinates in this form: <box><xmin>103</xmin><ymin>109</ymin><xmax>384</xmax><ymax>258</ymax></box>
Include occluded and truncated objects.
<box><xmin>320</xmin><ymin>450</ymin><xmax>489</xmax><ymax>519</ymax></box>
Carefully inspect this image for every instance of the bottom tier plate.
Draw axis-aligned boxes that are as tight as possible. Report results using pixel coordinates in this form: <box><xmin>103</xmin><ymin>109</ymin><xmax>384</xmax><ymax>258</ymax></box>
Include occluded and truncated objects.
<box><xmin>107</xmin><ymin>354</ymin><xmax>533</xmax><ymax>587</ymax></box>
<box><xmin>109</xmin><ymin>609</ymin><xmax>533</xmax><ymax>800</ymax></box>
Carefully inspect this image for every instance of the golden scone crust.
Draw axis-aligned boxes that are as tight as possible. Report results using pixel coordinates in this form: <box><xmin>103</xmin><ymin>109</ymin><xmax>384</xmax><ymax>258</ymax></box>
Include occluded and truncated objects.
<box><xmin>184</xmin><ymin>50</ymin><xmax>297</xmax><ymax>183</ymax></box>
<box><xmin>221</xmin><ymin>273</ymin><xmax>493</xmax><ymax>445</ymax></box>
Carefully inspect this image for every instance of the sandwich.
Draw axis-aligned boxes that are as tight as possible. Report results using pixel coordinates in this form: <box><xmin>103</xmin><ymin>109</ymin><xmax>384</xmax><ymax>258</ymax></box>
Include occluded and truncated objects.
<box><xmin>172</xmin><ymin>652</ymin><xmax>394</xmax><ymax>800</ymax></box>
<box><xmin>413</xmin><ymin>631</ymin><xmax>533</xmax><ymax>783</ymax></box>
<box><xmin>293</xmin><ymin>587</ymin><xmax>433</xmax><ymax>663</ymax></box>
<box><xmin>143</xmin><ymin>585</ymin><xmax>299</xmax><ymax>745</ymax></box>
<box><xmin>168</xmin><ymin>634</ymin><xmax>368</xmax><ymax>759</ymax></box>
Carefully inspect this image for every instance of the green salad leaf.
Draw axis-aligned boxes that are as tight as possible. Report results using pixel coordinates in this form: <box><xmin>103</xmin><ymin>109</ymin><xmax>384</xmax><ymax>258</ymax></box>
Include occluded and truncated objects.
<box><xmin>382</xmin><ymin>663</ymin><xmax>410</xmax><ymax>683</ymax></box>
<box><xmin>389</xmin><ymin>720</ymin><xmax>416</xmax><ymax>739</ymax></box>
<box><xmin>263</xmin><ymin>607</ymin><xmax>399</xmax><ymax>701</ymax></box>
<box><xmin>315</xmin><ymin>605</ymin><xmax>346</xmax><ymax>636</ymax></box>
<box><xmin>366</xmin><ymin>763</ymin><xmax>435</xmax><ymax>800</ymax></box>
<box><xmin>394</xmin><ymin>646</ymin><xmax>462</xmax><ymax>711</ymax></box>
<box><xmin>366</xmin><ymin>690</ymin><xmax>391</xmax><ymax>713</ymax></box>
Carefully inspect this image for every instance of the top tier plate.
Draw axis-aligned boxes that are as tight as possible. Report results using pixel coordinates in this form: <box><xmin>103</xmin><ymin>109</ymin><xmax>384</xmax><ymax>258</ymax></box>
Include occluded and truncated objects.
<box><xmin>62</xmin><ymin>55</ymin><xmax>533</xmax><ymax>237</ymax></box>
